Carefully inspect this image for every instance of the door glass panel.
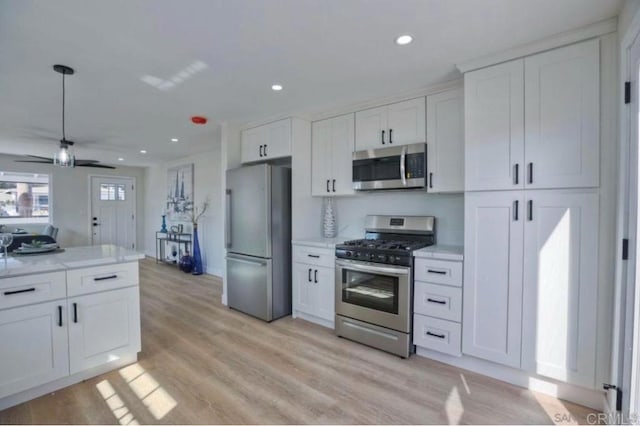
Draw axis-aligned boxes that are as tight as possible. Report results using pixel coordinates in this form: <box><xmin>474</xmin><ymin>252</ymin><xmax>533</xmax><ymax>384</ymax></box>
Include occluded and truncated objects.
<box><xmin>100</xmin><ymin>184</ymin><xmax>116</xmax><ymax>201</ymax></box>
<box><xmin>341</xmin><ymin>269</ymin><xmax>399</xmax><ymax>314</ymax></box>
<box><xmin>116</xmin><ymin>184</ymin><xmax>126</xmax><ymax>201</ymax></box>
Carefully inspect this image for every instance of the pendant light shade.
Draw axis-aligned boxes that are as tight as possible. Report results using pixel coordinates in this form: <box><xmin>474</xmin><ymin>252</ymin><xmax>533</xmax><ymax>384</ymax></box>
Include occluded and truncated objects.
<box><xmin>53</xmin><ymin>144</ymin><xmax>75</xmax><ymax>167</ymax></box>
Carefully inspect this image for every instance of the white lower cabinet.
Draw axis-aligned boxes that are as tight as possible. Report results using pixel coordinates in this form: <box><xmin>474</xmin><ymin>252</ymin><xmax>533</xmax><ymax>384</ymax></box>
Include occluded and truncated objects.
<box><xmin>68</xmin><ymin>286</ymin><xmax>141</xmax><ymax>374</ymax></box>
<box><xmin>292</xmin><ymin>245</ymin><xmax>334</xmax><ymax>327</ymax></box>
<box><xmin>0</xmin><ymin>301</ymin><xmax>69</xmax><ymax>399</ymax></box>
<box><xmin>463</xmin><ymin>189</ymin><xmax>599</xmax><ymax>388</ymax></box>
<box><xmin>413</xmin><ymin>256</ymin><xmax>463</xmax><ymax>357</ymax></box>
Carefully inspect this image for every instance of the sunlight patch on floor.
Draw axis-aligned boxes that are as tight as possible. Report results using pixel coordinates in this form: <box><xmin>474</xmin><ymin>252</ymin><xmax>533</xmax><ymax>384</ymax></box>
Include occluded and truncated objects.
<box><xmin>96</xmin><ymin>379</ymin><xmax>139</xmax><ymax>425</ymax></box>
<box><xmin>445</xmin><ymin>386</ymin><xmax>464</xmax><ymax>425</ymax></box>
<box><xmin>459</xmin><ymin>373</ymin><xmax>471</xmax><ymax>394</ymax></box>
<box><xmin>119</xmin><ymin>363</ymin><xmax>177</xmax><ymax>420</ymax></box>
<box><xmin>532</xmin><ymin>389</ymin><xmax>579</xmax><ymax>425</ymax></box>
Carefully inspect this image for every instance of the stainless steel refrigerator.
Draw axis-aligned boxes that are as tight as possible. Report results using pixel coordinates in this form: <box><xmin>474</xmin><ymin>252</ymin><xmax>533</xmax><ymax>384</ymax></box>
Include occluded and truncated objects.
<box><xmin>225</xmin><ymin>164</ymin><xmax>291</xmax><ymax>321</ymax></box>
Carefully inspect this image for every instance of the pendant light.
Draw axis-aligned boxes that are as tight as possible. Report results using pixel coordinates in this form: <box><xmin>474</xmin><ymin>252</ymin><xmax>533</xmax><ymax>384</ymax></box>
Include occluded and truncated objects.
<box><xmin>52</xmin><ymin>64</ymin><xmax>75</xmax><ymax>168</ymax></box>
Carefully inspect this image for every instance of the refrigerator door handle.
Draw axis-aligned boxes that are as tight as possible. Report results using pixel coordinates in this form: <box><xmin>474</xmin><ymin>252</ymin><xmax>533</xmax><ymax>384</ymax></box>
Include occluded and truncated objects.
<box><xmin>225</xmin><ymin>189</ymin><xmax>232</xmax><ymax>248</ymax></box>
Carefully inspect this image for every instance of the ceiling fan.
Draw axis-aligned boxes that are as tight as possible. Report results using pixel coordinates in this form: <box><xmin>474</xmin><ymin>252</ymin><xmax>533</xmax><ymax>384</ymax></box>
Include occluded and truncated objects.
<box><xmin>15</xmin><ymin>65</ymin><xmax>116</xmax><ymax>169</ymax></box>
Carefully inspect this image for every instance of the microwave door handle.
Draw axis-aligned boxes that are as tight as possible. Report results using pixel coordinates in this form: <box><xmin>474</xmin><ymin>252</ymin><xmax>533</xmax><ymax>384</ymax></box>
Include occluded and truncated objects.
<box><xmin>400</xmin><ymin>146</ymin><xmax>407</xmax><ymax>186</ymax></box>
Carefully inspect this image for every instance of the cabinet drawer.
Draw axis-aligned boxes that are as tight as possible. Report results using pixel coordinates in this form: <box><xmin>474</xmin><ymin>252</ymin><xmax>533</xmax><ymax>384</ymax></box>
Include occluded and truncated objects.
<box><xmin>413</xmin><ymin>315</ymin><xmax>461</xmax><ymax>356</ymax></box>
<box><xmin>414</xmin><ymin>258</ymin><xmax>462</xmax><ymax>287</ymax></box>
<box><xmin>0</xmin><ymin>272</ymin><xmax>66</xmax><ymax>310</ymax></box>
<box><xmin>414</xmin><ymin>282</ymin><xmax>462</xmax><ymax>322</ymax></box>
<box><xmin>67</xmin><ymin>262</ymin><xmax>139</xmax><ymax>296</ymax></box>
<box><xmin>293</xmin><ymin>247</ymin><xmax>334</xmax><ymax>268</ymax></box>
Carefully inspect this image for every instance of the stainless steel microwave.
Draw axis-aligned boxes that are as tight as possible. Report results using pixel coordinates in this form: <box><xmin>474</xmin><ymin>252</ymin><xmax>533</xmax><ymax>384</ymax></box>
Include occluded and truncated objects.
<box><xmin>352</xmin><ymin>143</ymin><xmax>426</xmax><ymax>191</ymax></box>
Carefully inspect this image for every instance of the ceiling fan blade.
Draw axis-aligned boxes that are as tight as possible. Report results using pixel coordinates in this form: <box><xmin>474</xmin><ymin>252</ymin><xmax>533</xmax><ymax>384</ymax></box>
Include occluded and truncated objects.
<box><xmin>76</xmin><ymin>163</ymin><xmax>116</xmax><ymax>169</ymax></box>
<box><xmin>74</xmin><ymin>159</ymin><xmax>100</xmax><ymax>164</ymax></box>
<box><xmin>26</xmin><ymin>155</ymin><xmax>55</xmax><ymax>161</ymax></box>
<box><xmin>14</xmin><ymin>160</ymin><xmax>54</xmax><ymax>164</ymax></box>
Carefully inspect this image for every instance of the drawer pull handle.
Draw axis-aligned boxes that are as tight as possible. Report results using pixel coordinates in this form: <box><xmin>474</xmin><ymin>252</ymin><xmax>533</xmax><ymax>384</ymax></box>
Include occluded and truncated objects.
<box><xmin>427</xmin><ymin>269</ymin><xmax>447</xmax><ymax>275</ymax></box>
<box><xmin>427</xmin><ymin>298</ymin><xmax>446</xmax><ymax>305</ymax></box>
<box><xmin>4</xmin><ymin>288</ymin><xmax>36</xmax><ymax>296</ymax></box>
<box><xmin>307</xmin><ymin>254</ymin><xmax>320</xmax><ymax>258</ymax></box>
<box><xmin>94</xmin><ymin>274</ymin><xmax>118</xmax><ymax>281</ymax></box>
<box><xmin>426</xmin><ymin>331</ymin><xmax>445</xmax><ymax>339</ymax></box>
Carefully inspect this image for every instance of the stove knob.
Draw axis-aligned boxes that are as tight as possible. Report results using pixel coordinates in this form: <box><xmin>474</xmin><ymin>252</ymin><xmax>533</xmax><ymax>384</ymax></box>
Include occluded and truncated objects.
<box><xmin>377</xmin><ymin>254</ymin><xmax>387</xmax><ymax>263</ymax></box>
<box><xmin>345</xmin><ymin>251</ymin><xmax>352</xmax><ymax>257</ymax></box>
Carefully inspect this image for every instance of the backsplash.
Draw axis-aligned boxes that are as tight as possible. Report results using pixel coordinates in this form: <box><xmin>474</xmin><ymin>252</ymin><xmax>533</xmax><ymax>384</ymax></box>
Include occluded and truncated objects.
<box><xmin>333</xmin><ymin>191</ymin><xmax>464</xmax><ymax>245</ymax></box>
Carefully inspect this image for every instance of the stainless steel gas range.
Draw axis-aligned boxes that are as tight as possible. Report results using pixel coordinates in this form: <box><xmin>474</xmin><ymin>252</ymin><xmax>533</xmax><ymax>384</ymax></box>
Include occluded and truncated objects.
<box><xmin>334</xmin><ymin>215</ymin><xmax>435</xmax><ymax>358</ymax></box>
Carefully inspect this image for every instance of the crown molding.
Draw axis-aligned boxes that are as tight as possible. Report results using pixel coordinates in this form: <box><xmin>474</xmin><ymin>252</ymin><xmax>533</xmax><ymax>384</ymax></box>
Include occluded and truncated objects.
<box><xmin>457</xmin><ymin>17</ymin><xmax>617</xmax><ymax>74</ymax></box>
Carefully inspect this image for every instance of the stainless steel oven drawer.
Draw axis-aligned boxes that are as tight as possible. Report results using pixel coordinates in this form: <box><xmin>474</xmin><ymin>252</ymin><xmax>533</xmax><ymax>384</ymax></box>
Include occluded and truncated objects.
<box><xmin>335</xmin><ymin>315</ymin><xmax>411</xmax><ymax>358</ymax></box>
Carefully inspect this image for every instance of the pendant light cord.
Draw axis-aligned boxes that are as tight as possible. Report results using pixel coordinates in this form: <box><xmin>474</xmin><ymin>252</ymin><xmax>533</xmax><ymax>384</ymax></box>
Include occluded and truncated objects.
<box><xmin>62</xmin><ymin>72</ymin><xmax>66</xmax><ymax>141</ymax></box>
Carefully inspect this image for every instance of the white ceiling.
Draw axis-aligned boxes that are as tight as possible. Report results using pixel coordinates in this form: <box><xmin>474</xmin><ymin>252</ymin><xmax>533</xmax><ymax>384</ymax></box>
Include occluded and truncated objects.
<box><xmin>0</xmin><ymin>0</ymin><xmax>622</xmax><ymax>166</ymax></box>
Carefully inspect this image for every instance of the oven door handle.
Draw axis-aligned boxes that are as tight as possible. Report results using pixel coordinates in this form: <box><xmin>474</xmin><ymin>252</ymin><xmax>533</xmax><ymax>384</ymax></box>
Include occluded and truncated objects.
<box><xmin>400</xmin><ymin>146</ymin><xmax>407</xmax><ymax>186</ymax></box>
<box><xmin>336</xmin><ymin>259</ymin><xmax>409</xmax><ymax>276</ymax></box>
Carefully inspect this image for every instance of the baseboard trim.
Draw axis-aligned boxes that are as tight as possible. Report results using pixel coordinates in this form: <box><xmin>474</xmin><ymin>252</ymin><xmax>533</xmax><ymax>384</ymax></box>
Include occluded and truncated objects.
<box><xmin>416</xmin><ymin>347</ymin><xmax>605</xmax><ymax>411</ymax></box>
<box><xmin>292</xmin><ymin>310</ymin><xmax>334</xmax><ymax>330</ymax></box>
<box><xmin>0</xmin><ymin>353</ymin><xmax>138</xmax><ymax>411</ymax></box>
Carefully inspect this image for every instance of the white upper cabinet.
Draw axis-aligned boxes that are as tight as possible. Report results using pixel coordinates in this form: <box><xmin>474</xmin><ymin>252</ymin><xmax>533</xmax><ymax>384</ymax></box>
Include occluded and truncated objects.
<box><xmin>465</xmin><ymin>40</ymin><xmax>600</xmax><ymax>191</ymax></box>
<box><xmin>463</xmin><ymin>191</ymin><xmax>524</xmax><ymax>368</ymax></box>
<box><xmin>524</xmin><ymin>39</ymin><xmax>600</xmax><ymax>189</ymax></box>
<box><xmin>426</xmin><ymin>88</ymin><xmax>465</xmax><ymax>193</ymax></box>
<box><xmin>521</xmin><ymin>190</ymin><xmax>599</xmax><ymax>388</ymax></box>
<box><xmin>311</xmin><ymin>113</ymin><xmax>355</xmax><ymax>196</ymax></box>
<box><xmin>241</xmin><ymin>118</ymin><xmax>292</xmax><ymax>164</ymax></box>
<box><xmin>355</xmin><ymin>98</ymin><xmax>425</xmax><ymax>150</ymax></box>
<box><xmin>465</xmin><ymin>60</ymin><xmax>524</xmax><ymax>191</ymax></box>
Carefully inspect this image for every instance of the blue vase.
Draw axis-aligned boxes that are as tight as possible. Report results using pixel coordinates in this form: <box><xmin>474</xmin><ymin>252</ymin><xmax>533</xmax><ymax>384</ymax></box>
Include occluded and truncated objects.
<box><xmin>160</xmin><ymin>215</ymin><xmax>167</xmax><ymax>233</ymax></box>
<box><xmin>179</xmin><ymin>253</ymin><xmax>193</xmax><ymax>273</ymax></box>
<box><xmin>192</xmin><ymin>224</ymin><xmax>203</xmax><ymax>275</ymax></box>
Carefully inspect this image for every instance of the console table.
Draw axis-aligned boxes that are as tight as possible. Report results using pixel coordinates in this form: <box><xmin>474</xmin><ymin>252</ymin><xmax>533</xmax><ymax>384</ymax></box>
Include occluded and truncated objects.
<box><xmin>155</xmin><ymin>231</ymin><xmax>192</xmax><ymax>266</ymax></box>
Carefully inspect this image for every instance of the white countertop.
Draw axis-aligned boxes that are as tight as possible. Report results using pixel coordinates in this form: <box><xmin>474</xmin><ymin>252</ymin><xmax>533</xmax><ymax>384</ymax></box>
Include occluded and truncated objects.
<box><xmin>292</xmin><ymin>237</ymin><xmax>350</xmax><ymax>249</ymax></box>
<box><xmin>413</xmin><ymin>245</ymin><xmax>464</xmax><ymax>261</ymax></box>
<box><xmin>0</xmin><ymin>244</ymin><xmax>144</xmax><ymax>278</ymax></box>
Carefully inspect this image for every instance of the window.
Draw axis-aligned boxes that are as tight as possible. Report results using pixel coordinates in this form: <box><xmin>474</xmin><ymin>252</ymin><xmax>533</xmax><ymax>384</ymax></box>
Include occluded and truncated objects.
<box><xmin>0</xmin><ymin>172</ymin><xmax>50</xmax><ymax>224</ymax></box>
<box><xmin>100</xmin><ymin>183</ymin><xmax>126</xmax><ymax>201</ymax></box>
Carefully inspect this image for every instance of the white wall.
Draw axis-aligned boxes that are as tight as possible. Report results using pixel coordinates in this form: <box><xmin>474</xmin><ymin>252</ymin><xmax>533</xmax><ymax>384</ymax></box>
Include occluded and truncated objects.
<box><xmin>619</xmin><ymin>0</ymin><xmax>640</xmax><ymax>41</ymax></box>
<box><xmin>143</xmin><ymin>141</ymin><xmax>224</xmax><ymax>276</ymax></box>
<box><xmin>333</xmin><ymin>192</ymin><xmax>463</xmax><ymax>244</ymax></box>
<box><xmin>0</xmin><ymin>154</ymin><xmax>146</xmax><ymax>248</ymax></box>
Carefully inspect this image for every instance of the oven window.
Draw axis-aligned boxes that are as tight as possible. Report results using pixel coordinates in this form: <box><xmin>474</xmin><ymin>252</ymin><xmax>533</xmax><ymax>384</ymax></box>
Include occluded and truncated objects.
<box><xmin>341</xmin><ymin>269</ymin><xmax>399</xmax><ymax>314</ymax></box>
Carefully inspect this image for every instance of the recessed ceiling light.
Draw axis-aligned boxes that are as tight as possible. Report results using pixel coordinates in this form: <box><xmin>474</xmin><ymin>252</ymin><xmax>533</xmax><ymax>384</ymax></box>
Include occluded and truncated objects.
<box><xmin>140</xmin><ymin>150</ymin><xmax>147</xmax><ymax>154</ymax></box>
<box><xmin>395</xmin><ymin>35</ymin><xmax>413</xmax><ymax>45</ymax></box>
<box><xmin>171</xmin><ymin>138</ymin><xmax>179</xmax><ymax>142</ymax></box>
<box><xmin>117</xmin><ymin>157</ymin><xmax>124</xmax><ymax>161</ymax></box>
<box><xmin>271</xmin><ymin>84</ymin><xmax>283</xmax><ymax>91</ymax></box>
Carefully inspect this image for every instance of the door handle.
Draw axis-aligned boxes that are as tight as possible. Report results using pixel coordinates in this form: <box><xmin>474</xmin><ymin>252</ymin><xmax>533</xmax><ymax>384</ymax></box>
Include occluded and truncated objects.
<box><xmin>226</xmin><ymin>256</ymin><xmax>267</xmax><ymax>267</ymax></box>
<box><xmin>528</xmin><ymin>200</ymin><xmax>533</xmax><ymax>221</ymax></box>
<box><xmin>381</xmin><ymin>130</ymin><xmax>385</xmax><ymax>145</ymax></box>
<box><xmin>314</xmin><ymin>269</ymin><xmax>318</xmax><ymax>283</ymax></box>
<box><xmin>4</xmin><ymin>288</ymin><xmax>36</xmax><ymax>296</ymax></box>
<box><xmin>57</xmin><ymin>305</ymin><xmax>63</xmax><ymax>327</ymax></box>
<box><xmin>332</xmin><ymin>179</ymin><xmax>336</xmax><ymax>192</ymax></box>
<box><xmin>73</xmin><ymin>302</ymin><xmax>78</xmax><ymax>323</ymax></box>
<box><xmin>259</xmin><ymin>145</ymin><xmax>263</xmax><ymax>157</ymax></box>
<box><xmin>326</xmin><ymin>180</ymin><xmax>330</xmax><ymax>193</ymax></box>
<box><xmin>400</xmin><ymin>146</ymin><xmax>407</xmax><ymax>186</ymax></box>
<box><xmin>225</xmin><ymin>189</ymin><xmax>232</xmax><ymax>248</ymax></box>
<box><xmin>528</xmin><ymin>162</ymin><xmax>533</xmax><ymax>184</ymax></box>
<box><xmin>514</xmin><ymin>200</ymin><xmax>519</xmax><ymax>221</ymax></box>
<box><xmin>308</xmin><ymin>268</ymin><xmax>312</xmax><ymax>282</ymax></box>
<box><xmin>92</xmin><ymin>223</ymin><xmax>100</xmax><ymax>227</ymax></box>
<box><xmin>389</xmin><ymin>128</ymin><xmax>393</xmax><ymax>144</ymax></box>
<box><xmin>429</xmin><ymin>173</ymin><xmax>433</xmax><ymax>189</ymax></box>
<box><xmin>514</xmin><ymin>164</ymin><xmax>519</xmax><ymax>185</ymax></box>
<box><xmin>264</xmin><ymin>144</ymin><xmax>267</xmax><ymax>156</ymax></box>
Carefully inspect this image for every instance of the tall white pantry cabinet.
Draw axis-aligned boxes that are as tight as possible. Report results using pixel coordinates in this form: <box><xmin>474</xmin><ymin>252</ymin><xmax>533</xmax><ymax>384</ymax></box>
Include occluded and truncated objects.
<box><xmin>463</xmin><ymin>38</ymin><xmax>603</xmax><ymax>389</ymax></box>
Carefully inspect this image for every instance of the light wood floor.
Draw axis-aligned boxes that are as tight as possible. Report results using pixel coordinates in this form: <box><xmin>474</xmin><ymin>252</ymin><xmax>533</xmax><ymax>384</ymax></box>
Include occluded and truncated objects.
<box><xmin>0</xmin><ymin>258</ymin><xmax>598</xmax><ymax>424</ymax></box>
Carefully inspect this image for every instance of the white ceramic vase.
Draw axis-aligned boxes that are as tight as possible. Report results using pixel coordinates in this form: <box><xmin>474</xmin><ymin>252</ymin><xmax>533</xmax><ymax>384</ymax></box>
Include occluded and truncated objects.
<box><xmin>322</xmin><ymin>197</ymin><xmax>337</xmax><ymax>238</ymax></box>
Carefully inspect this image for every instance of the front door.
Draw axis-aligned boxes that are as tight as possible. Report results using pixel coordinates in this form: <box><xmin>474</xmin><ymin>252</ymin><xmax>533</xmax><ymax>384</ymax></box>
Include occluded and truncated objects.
<box><xmin>90</xmin><ymin>176</ymin><xmax>136</xmax><ymax>249</ymax></box>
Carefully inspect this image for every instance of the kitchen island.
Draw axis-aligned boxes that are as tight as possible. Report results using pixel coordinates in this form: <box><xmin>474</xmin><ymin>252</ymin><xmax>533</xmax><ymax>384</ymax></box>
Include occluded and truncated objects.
<box><xmin>0</xmin><ymin>244</ymin><xmax>144</xmax><ymax>410</ymax></box>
